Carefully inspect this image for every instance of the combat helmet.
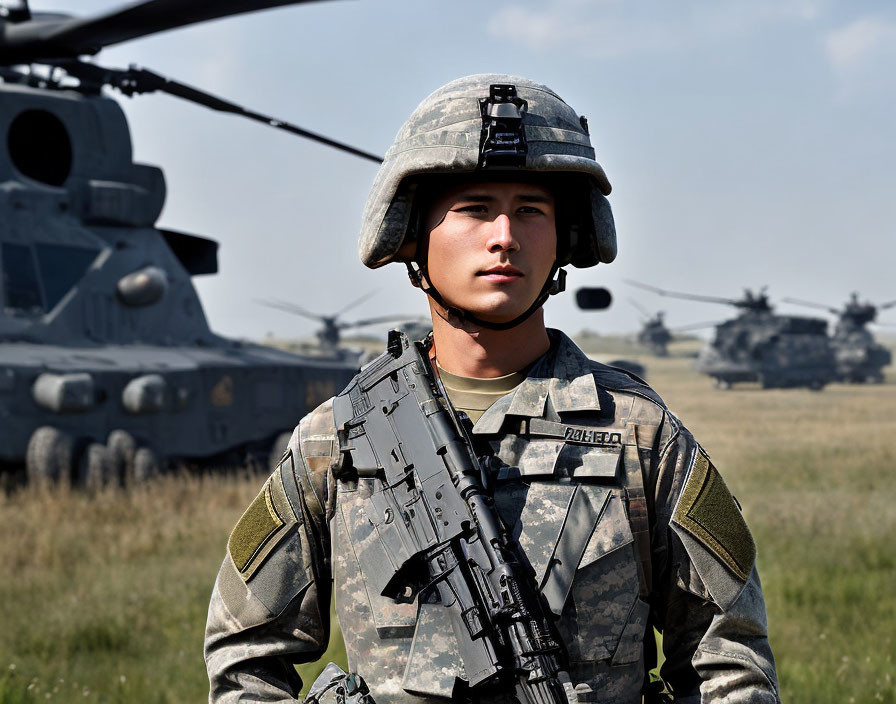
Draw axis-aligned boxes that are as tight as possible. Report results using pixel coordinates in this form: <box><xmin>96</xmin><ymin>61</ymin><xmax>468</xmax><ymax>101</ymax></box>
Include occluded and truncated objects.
<box><xmin>360</xmin><ymin>74</ymin><xmax>616</xmax><ymax>329</ymax></box>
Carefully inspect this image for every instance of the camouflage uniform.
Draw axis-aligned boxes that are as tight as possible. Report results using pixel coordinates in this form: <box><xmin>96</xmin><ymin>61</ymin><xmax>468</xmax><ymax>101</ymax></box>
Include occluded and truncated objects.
<box><xmin>205</xmin><ymin>330</ymin><xmax>779</xmax><ymax>703</ymax></box>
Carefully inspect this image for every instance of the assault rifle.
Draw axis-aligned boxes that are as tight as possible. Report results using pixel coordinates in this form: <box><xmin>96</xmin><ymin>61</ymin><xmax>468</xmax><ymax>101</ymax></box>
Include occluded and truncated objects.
<box><xmin>333</xmin><ymin>331</ymin><xmax>576</xmax><ymax>704</ymax></box>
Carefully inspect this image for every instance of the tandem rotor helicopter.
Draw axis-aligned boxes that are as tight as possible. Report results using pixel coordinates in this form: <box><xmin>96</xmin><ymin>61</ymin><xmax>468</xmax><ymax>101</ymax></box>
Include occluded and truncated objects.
<box><xmin>784</xmin><ymin>292</ymin><xmax>895</xmax><ymax>383</ymax></box>
<box><xmin>0</xmin><ymin>0</ymin><xmax>384</xmax><ymax>488</ymax></box>
<box><xmin>627</xmin><ymin>280</ymin><xmax>838</xmax><ymax>389</ymax></box>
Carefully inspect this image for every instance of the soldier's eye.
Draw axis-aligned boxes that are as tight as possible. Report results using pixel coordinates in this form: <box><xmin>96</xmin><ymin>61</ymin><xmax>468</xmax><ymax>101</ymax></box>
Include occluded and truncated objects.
<box><xmin>517</xmin><ymin>206</ymin><xmax>547</xmax><ymax>216</ymax></box>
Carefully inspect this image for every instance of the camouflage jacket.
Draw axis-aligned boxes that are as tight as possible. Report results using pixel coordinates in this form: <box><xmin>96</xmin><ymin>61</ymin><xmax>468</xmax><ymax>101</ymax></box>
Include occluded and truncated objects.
<box><xmin>205</xmin><ymin>331</ymin><xmax>779</xmax><ymax>703</ymax></box>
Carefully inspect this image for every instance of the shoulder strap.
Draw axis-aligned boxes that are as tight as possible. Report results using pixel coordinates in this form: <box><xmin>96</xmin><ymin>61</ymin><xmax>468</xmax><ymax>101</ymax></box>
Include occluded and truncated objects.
<box><xmin>623</xmin><ymin>424</ymin><xmax>652</xmax><ymax>601</ymax></box>
<box><xmin>287</xmin><ymin>401</ymin><xmax>340</xmax><ymax>526</ymax></box>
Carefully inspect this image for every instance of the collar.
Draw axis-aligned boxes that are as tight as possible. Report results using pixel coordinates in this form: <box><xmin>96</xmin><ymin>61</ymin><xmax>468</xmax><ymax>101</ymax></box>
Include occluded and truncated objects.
<box><xmin>473</xmin><ymin>329</ymin><xmax>602</xmax><ymax>434</ymax></box>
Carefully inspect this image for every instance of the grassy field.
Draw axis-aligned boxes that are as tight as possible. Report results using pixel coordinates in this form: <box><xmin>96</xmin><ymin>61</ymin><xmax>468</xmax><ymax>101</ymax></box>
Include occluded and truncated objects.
<box><xmin>1</xmin><ymin>339</ymin><xmax>894</xmax><ymax>703</ymax></box>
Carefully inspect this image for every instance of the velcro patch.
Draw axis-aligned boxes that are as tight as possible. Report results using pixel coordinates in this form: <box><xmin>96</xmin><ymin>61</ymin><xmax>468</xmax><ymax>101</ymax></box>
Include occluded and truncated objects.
<box><xmin>673</xmin><ymin>449</ymin><xmax>755</xmax><ymax>581</ymax></box>
<box><xmin>228</xmin><ymin>482</ymin><xmax>284</xmax><ymax>576</ymax></box>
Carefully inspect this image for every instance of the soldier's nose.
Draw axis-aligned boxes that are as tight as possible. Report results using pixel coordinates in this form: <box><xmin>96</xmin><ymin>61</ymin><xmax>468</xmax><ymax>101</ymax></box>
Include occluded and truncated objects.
<box><xmin>486</xmin><ymin>214</ymin><xmax>518</xmax><ymax>253</ymax></box>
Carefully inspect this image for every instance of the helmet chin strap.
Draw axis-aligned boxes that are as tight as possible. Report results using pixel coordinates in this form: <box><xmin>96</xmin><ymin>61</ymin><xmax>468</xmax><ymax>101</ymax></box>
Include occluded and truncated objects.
<box><xmin>406</xmin><ymin>262</ymin><xmax>566</xmax><ymax>331</ymax></box>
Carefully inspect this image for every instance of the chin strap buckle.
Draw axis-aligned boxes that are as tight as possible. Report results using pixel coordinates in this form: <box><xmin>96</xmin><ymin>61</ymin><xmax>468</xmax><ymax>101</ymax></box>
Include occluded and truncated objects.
<box><xmin>406</xmin><ymin>261</ymin><xmax>424</xmax><ymax>288</ymax></box>
<box><xmin>549</xmin><ymin>268</ymin><xmax>567</xmax><ymax>296</ymax></box>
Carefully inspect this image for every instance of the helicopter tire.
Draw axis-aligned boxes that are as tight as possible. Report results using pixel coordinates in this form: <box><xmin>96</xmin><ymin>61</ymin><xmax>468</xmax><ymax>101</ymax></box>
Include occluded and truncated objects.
<box><xmin>78</xmin><ymin>442</ymin><xmax>114</xmax><ymax>492</ymax></box>
<box><xmin>131</xmin><ymin>447</ymin><xmax>161</xmax><ymax>484</ymax></box>
<box><xmin>714</xmin><ymin>378</ymin><xmax>732</xmax><ymax>390</ymax></box>
<box><xmin>107</xmin><ymin>430</ymin><xmax>137</xmax><ymax>485</ymax></box>
<box><xmin>26</xmin><ymin>426</ymin><xmax>75</xmax><ymax>488</ymax></box>
<box><xmin>268</xmin><ymin>431</ymin><xmax>294</xmax><ymax>473</ymax></box>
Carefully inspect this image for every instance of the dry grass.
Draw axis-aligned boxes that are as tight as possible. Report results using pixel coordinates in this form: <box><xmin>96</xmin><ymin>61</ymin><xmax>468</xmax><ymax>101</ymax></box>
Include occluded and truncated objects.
<box><xmin>0</xmin><ymin>472</ymin><xmax>262</xmax><ymax>703</ymax></box>
<box><xmin>635</xmin><ymin>342</ymin><xmax>896</xmax><ymax>704</ymax></box>
<box><xmin>1</xmin><ymin>338</ymin><xmax>894</xmax><ymax>703</ymax></box>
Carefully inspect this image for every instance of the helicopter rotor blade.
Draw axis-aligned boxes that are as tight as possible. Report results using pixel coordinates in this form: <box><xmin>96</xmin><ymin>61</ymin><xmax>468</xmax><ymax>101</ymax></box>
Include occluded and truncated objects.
<box><xmin>256</xmin><ymin>298</ymin><xmax>323</xmax><ymax>323</ymax></box>
<box><xmin>878</xmin><ymin>300</ymin><xmax>896</xmax><ymax>311</ymax></box>
<box><xmin>0</xmin><ymin>0</ymin><xmax>330</xmax><ymax>64</ymax></box>
<box><xmin>333</xmin><ymin>291</ymin><xmax>378</xmax><ymax>318</ymax></box>
<box><xmin>782</xmin><ymin>297</ymin><xmax>837</xmax><ymax>314</ymax></box>
<box><xmin>342</xmin><ymin>314</ymin><xmax>418</xmax><ymax>330</ymax></box>
<box><xmin>671</xmin><ymin>320</ymin><xmax>723</xmax><ymax>333</ymax></box>
<box><xmin>624</xmin><ymin>279</ymin><xmax>738</xmax><ymax>307</ymax></box>
<box><xmin>627</xmin><ymin>298</ymin><xmax>652</xmax><ymax>320</ymax></box>
<box><xmin>60</xmin><ymin>62</ymin><xmax>383</xmax><ymax>163</ymax></box>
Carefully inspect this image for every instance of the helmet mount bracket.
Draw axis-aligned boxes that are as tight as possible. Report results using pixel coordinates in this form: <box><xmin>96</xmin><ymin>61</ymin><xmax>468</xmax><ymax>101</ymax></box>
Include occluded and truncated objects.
<box><xmin>478</xmin><ymin>84</ymin><xmax>528</xmax><ymax>170</ymax></box>
<box><xmin>359</xmin><ymin>74</ymin><xmax>617</xmax><ymax>269</ymax></box>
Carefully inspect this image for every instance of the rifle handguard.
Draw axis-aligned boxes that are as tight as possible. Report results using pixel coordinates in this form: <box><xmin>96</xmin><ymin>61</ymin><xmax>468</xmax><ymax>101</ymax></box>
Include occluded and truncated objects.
<box><xmin>333</xmin><ymin>331</ymin><xmax>576</xmax><ymax>704</ymax></box>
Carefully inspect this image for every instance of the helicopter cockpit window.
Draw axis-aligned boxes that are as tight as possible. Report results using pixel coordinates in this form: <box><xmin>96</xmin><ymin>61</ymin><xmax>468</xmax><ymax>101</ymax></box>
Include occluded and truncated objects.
<box><xmin>2</xmin><ymin>243</ymin><xmax>43</xmax><ymax>314</ymax></box>
<box><xmin>35</xmin><ymin>243</ymin><xmax>100</xmax><ymax>310</ymax></box>
<box><xmin>7</xmin><ymin>109</ymin><xmax>73</xmax><ymax>187</ymax></box>
<box><xmin>1</xmin><ymin>243</ymin><xmax>100</xmax><ymax>314</ymax></box>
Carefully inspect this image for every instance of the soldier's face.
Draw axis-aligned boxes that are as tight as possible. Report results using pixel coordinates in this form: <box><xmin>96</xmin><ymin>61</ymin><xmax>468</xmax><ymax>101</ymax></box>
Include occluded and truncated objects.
<box><xmin>422</xmin><ymin>181</ymin><xmax>557</xmax><ymax>324</ymax></box>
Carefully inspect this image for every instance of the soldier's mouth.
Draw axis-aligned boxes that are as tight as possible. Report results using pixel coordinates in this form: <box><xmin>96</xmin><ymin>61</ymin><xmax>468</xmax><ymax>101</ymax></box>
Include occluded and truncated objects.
<box><xmin>478</xmin><ymin>265</ymin><xmax>523</xmax><ymax>280</ymax></box>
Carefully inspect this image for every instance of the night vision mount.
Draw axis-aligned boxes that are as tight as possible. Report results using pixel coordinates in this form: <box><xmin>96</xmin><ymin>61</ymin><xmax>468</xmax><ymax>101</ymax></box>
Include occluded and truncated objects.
<box><xmin>478</xmin><ymin>83</ymin><xmax>528</xmax><ymax>169</ymax></box>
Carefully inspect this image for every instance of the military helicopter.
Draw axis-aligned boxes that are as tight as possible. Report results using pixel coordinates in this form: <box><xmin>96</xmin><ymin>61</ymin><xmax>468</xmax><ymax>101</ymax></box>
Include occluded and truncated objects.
<box><xmin>0</xmin><ymin>0</ymin><xmax>384</xmax><ymax>487</ymax></box>
<box><xmin>258</xmin><ymin>294</ymin><xmax>418</xmax><ymax>362</ymax></box>
<box><xmin>627</xmin><ymin>280</ymin><xmax>837</xmax><ymax>389</ymax></box>
<box><xmin>628</xmin><ymin>300</ymin><xmax>673</xmax><ymax>356</ymax></box>
<box><xmin>783</xmin><ymin>292</ymin><xmax>895</xmax><ymax>383</ymax></box>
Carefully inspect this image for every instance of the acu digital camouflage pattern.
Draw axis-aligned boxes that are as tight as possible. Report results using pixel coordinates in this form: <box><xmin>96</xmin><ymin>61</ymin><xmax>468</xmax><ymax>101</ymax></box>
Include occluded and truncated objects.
<box><xmin>205</xmin><ymin>331</ymin><xmax>780</xmax><ymax>703</ymax></box>
<box><xmin>359</xmin><ymin>74</ymin><xmax>616</xmax><ymax>270</ymax></box>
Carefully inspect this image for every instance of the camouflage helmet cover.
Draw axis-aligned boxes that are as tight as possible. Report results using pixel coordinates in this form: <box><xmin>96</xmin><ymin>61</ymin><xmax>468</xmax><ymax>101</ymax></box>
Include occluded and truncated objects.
<box><xmin>359</xmin><ymin>74</ymin><xmax>617</xmax><ymax>269</ymax></box>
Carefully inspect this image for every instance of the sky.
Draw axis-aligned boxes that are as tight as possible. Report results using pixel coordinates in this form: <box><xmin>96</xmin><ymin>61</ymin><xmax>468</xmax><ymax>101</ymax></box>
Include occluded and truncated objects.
<box><xmin>27</xmin><ymin>0</ymin><xmax>896</xmax><ymax>342</ymax></box>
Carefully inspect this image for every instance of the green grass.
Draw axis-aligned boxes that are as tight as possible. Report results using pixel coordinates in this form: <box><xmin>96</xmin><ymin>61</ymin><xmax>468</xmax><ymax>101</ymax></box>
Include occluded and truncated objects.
<box><xmin>1</xmin><ymin>342</ymin><xmax>894</xmax><ymax>702</ymax></box>
<box><xmin>641</xmin><ymin>345</ymin><xmax>896</xmax><ymax>704</ymax></box>
<box><xmin>0</xmin><ymin>472</ymin><xmax>263</xmax><ymax>703</ymax></box>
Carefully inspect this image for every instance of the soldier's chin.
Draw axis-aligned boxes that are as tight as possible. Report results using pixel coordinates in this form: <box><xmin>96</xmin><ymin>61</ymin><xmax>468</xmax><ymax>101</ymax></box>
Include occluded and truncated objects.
<box><xmin>466</xmin><ymin>299</ymin><xmax>539</xmax><ymax>326</ymax></box>
<box><xmin>431</xmin><ymin>290</ymin><xmax>541</xmax><ymax>328</ymax></box>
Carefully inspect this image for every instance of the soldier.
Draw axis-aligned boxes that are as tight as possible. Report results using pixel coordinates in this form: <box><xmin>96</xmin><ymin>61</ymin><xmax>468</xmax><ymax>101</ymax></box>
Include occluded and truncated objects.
<box><xmin>205</xmin><ymin>74</ymin><xmax>780</xmax><ymax>703</ymax></box>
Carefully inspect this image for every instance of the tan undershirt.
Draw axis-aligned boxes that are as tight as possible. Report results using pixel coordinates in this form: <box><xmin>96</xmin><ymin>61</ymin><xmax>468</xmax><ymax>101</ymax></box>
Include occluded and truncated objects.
<box><xmin>436</xmin><ymin>362</ymin><xmax>526</xmax><ymax>423</ymax></box>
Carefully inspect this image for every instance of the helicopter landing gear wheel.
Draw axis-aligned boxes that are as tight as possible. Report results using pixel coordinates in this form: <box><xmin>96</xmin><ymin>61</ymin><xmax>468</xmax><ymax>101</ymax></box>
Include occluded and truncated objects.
<box><xmin>26</xmin><ymin>426</ymin><xmax>75</xmax><ymax>488</ymax></box>
<box><xmin>131</xmin><ymin>447</ymin><xmax>161</xmax><ymax>484</ymax></box>
<box><xmin>78</xmin><ymin>442</ymin><xmax>114</xmax><ymax>492</ymax></box>
<box><xmin>714</xmin><ymin>378</ymin><xmax>732</xmax><ymax>390</ymax></box>
<box><xmin>107</xmin><ymin>430</ymin><xmax>137</xmax><ymax>485</ymax></box>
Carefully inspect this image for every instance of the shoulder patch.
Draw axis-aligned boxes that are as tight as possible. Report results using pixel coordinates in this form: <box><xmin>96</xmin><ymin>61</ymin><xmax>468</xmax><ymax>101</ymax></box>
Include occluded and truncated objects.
<box><xmin>228</xmin><ymin>470</ymin><xmax>296</xmax><ymax>580</ymax></box>
<box><xmin>672</xmin><ymin>448</ymin><xmax>755</xmax><ymax>581</ymax></box>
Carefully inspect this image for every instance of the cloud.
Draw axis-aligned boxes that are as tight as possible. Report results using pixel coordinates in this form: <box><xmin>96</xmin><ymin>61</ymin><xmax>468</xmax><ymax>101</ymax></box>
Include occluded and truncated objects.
<box><xmin>823</xmin><ymin>16</ymin><xmax>896</xmax><ymax>99</ymax></box>
<box><xmin>825</xmin><ymin>16</ymin><xmax>896</xmax><ymax>72</ymax></box>
<box><xmin>486</xmin><ymin>5</ymin><xmax>674</xmax><ymax>59</ymax></box>
<box><xmin>487</xmin><ymin>0</ymin><xmax>826</xmax><ymax>58</ymax></box>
